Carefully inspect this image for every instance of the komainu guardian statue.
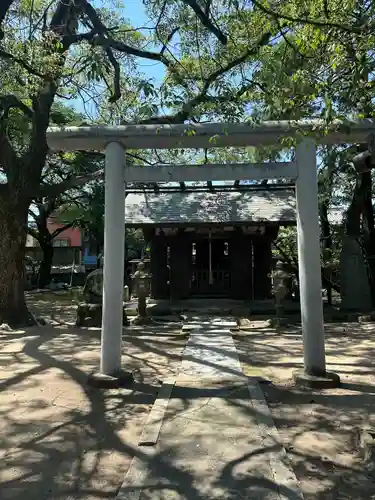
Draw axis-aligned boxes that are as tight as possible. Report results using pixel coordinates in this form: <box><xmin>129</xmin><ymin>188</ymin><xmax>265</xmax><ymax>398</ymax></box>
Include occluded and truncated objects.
<box><xmin>76</xmin><ymin>266</ymin><xmax>128</xmax><ymax>327</ymax></box>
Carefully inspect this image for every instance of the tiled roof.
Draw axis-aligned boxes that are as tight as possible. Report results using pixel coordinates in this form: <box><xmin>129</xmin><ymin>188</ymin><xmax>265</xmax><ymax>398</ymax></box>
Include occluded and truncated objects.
<box><xmin>125</xmin><ymin>189</ymin><xmax>296</xmax><ymax>226</ymax></box>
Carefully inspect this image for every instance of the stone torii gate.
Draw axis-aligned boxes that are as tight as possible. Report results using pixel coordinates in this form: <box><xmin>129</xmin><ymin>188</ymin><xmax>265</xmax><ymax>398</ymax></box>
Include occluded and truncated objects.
<box><xmin>47</xmin><ymin>119</ymin><xmax>375</xmax><ymax>387</ymax></box>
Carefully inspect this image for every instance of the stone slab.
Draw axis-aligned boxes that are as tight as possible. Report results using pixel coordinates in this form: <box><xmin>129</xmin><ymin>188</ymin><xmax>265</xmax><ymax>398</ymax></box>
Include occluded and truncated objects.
<box><xmin>179</xmin><ymin>326</ymin><xmax>243</xmax><ymax>379</ymax></box>
<box><xmin>138</xmin><ymin>378</ymin><xmax>175</xmax><ymax>446</ymax></box>
<box><xmin>182</xmin><ymin>324</ymin><xmax>203</xmax><ymax>331</ymax></box>
<box><xmin>247</xmin><ymin>378</ymin><xmax>305</xmax><ymax>500</ymax></box>
<box><xmin>210</xmin><ymin>319</ymin><xmax>238</xmax><ymax>328</ymax></box>
<box><xmin>138</xmin><ymin>383</ymin><xmax>280</xmax><ymax>499</ymax></box>
<box><xmin>116</xmin><ymin>453</ymin><xmax>152</xmax><ymax>500</ymax></box>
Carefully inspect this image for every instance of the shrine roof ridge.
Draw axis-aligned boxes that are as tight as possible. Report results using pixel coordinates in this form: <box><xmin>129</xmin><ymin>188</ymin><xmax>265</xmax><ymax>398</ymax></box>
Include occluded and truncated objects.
<box><xmin>125</xmin><ymin>189</ymin><xmax>296</xmax><ymax>227</ymax></box>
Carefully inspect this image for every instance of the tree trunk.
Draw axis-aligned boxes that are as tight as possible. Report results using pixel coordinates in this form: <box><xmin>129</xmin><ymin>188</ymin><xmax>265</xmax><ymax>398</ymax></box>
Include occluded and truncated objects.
<box><xmin>360</xmin><ymin>171</ymin><xmax>375</xmax><ymax>305</ymax></box>
<box><xmin>340</xmin><ymin>173</ymin><xmax>372</xmax><ymax>310</ymax></box>
<box><xmin>320</xmin><ymin>201</ymin><xmax>333</xmax><ymax>305</ymax></box>
<box><xmin>0</xmin><ymin>191</ymin><xmax>33</xmax><ymax>326</ymax></box>
<box><xmin>38</xmin><ymin>239</ymin><xmax>54</xmax><ymax>288</ymax></box>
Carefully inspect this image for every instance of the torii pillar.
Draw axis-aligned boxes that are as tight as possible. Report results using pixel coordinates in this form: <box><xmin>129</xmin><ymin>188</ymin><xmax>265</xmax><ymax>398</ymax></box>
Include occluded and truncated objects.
<box><xmin>293</xmin><ymin>138</ymin><xmax>340</xmax><ymax>388</ymax></box>
<box><xmin>88</xmin><ymin>141</ymin><xmax>132</xmax><ymax>387</ymax></box>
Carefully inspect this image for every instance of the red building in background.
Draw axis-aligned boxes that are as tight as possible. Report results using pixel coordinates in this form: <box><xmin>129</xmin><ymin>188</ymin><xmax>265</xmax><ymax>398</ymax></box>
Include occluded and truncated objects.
<box><xmin>27</xmin><ymin>215</ymin><xmax>82</xmax><ymax>249</ymax></box>
<box><xmin>26</xmin><ymin>215</ymin><xmax>84</xmax><ymax>271</ymax></box>
<box><xmin>47</xmin><ymin>218</ymin><xmax>82</xmax><ymax>248</ymax></box>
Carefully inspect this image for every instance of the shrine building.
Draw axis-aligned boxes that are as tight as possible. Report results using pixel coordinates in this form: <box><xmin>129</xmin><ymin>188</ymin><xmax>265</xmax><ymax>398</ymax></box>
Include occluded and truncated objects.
<box><xmin>125</xmin><ymin>182</ymin><xmax>296</xmax><ymax>301</ymax></box>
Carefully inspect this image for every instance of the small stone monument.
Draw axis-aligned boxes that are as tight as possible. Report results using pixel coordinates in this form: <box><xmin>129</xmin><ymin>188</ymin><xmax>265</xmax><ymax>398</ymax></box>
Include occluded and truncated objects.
<box><xmin>132</xmin><ymin>261</ymin><xmax>152</xmax><ymax>324</ymax></box>
<box><xmin>76</xmin><ymin>268</ymin><xmax>128</xmax><ymax>327</ymax></box>
<box><xmin>272</xmin><ymin>260</ymin><xmax>289</xmax><ymax>326</ymax></box>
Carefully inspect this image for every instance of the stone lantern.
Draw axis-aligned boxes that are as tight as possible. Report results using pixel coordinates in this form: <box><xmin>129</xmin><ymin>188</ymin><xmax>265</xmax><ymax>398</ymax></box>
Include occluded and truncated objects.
<box><xmin>132</xmin><ymin>261</ymin><xmax>152</xmax><ymax>319</ymax></box>
<box><xmin>272</xmin><ymin>260</ymin><xmax>289</xmax><ymax>324</ymax></box>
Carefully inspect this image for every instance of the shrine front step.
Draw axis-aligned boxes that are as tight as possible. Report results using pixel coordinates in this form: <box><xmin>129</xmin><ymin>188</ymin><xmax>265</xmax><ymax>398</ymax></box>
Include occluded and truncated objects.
<box><xmin>145</xmin><ymin>298</ymin><xmax>302</xmax><ymax>317</ymax></box>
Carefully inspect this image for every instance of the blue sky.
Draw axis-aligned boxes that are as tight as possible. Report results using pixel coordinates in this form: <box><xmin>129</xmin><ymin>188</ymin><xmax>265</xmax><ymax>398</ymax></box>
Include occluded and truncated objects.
<box><xmin>122</xmin><ymin>0</ymin><xmax>165</xmax><ymax>84</ymax></box>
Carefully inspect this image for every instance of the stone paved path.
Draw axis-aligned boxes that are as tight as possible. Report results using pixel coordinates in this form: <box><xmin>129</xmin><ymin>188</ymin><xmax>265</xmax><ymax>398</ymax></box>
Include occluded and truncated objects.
<box><xmin>119</xmin><ymin>316</ymin><xmax>303</xmax><ymax>500</ymax></box>
<box><xmin>180</xmin><ymin>317</ymin><xmax>242</xmax><ymax>379</ymax></box>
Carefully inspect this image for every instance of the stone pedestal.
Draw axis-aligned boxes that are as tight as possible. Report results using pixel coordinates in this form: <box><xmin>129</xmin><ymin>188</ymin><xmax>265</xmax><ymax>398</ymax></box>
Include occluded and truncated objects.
<box><xmin>76</xmin><ymin>303</ymin><xmax>129</xmax><ymax>327</ymax></box>
<box><xmin>293</xmin><ymin>370</ymin><xmax>341</xmax><ymax>389</ymax></box>
<box><xmin>87</xmin><ymin>370</ymin><xmax>133</xmax><ymax>388</ymax></box>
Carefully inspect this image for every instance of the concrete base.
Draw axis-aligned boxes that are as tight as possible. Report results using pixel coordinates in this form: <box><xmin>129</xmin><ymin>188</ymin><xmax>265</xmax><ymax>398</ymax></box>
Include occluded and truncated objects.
<box><xmin>293</xmin><ymin>370</ymin><xmax>341</xmax><ymax>389</ymax></box>
<box><xmin>87</xmin><ymin>370</ymin><xmax>134</xmax><ymax>389</ymax></box>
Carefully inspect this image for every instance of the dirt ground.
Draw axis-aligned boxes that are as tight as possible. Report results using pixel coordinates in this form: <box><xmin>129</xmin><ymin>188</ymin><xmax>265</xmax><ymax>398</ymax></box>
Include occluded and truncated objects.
<box><xmin>2</xmin><ymin>291</ymin><xmax>375</xmax><ymax>499</ymax></box>
<box><xmin>234</xmin><ymin>319</ymin><xmax>375</xmax><ymax>499</ymax></box>
<box><xmin>0</xmin><ymin>291</ymin><xmax>186</xmax><ymax>500</ymax></box>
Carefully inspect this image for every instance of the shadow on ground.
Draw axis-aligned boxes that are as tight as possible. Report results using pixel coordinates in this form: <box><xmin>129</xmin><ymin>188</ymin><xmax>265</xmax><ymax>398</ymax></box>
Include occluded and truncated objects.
<box><xmin>235</xmin><ymin>320</ymin><xmax>375</xmax><ymax>499</ymax></box>
<box><xmin>0</xmin><ymin>322</ymin><xmax>185</xmax><ymax>500</ymax></box>
<box><xmin>1</xmin><ymin>295</ymin><xmax>375</xmax><ymax>500</ymax></box>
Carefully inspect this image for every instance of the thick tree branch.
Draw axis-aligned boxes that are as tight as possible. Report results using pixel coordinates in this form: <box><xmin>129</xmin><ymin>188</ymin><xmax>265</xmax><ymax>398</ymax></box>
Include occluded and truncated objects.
<box><xmin>26</xmin><ymin>80</ymin><xmax>58</xmax><ymax>183</ymax></box>
<box><xmin>28</xmin><ymin>208</ymin><xmax>39</xmax><ymax>221</ymax></box>
<box><xmin>65</xmin><ymin>27</ymin><xmax>171</xmax><ymax>65</ymax></box>
<box><xmin>106</xmin><ymin>48</ymin><xmax>121</xmax><ymax>102</ymax></box>
<box><xmin>51</xmin><ymin>221</ymin><xmax>77</xmax><ymax>239</ymax></box>
<box><xmin>58</xmin><ymin>0</ymin><xmax>228</xmax><ymax>106</ymax></box>
<box><xmin>67</xmin><ymin>0</ymin><xmax>171</xmax><ymax>65</ymax></box>
<box><xmin>39</xmin><ymin>169</ymin><xmax>104</xmax><ymax>198</ymax></box>
<box><xmin>0</xmin><ymin>96</ymin><xmax>26</xmax><ymax>176</ymax></box>
<box><xmin>27</xmin><ymin>227</ymin><xmax>40</xmax><ymax>240</ymax></box>
<box><xmin>180</xmin><ymin>0</ymin><xmax>227</xmax><ymax>44</ymax></box>
<box><xmin>0</xmin><ymin>49</ymin><xmax>48</xmax><ymax>79</ymax></box>
<box><xmin>0</xmin><ymin>95</ymin><xmax>33</xmax><ymax>121</ymax></box>
<box><xmin>160</xmin><ymin>26</ymin><xmax>180</xmax><ymax>55</ymax></box>
<box><xmin>28</xmin><ymin>222</ymin><xmax>76</xmax><ymax>243</ymax></box>
<box><xmin>0</xmin><ymin>136</ymin><xmax>20</xmax><ymax>178</ymax></box>
<box><xmin>141</xmin><ymin>32</ymin><xmax>272</xmax><ymax>124</ymax></box>
<box><xmin>57</xmin><ymin>2</ymin><xmax>172</xmax><ymax>110</ymax></box>
<box><xmin>205</xmin><ymin>0</ymin><xmax>212</xmax><ymax>17</ymax></box>
<box><xmin>94</xmin><ymin>34</ymin><xmax>171</xmax><ymax>65</ymax></box>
